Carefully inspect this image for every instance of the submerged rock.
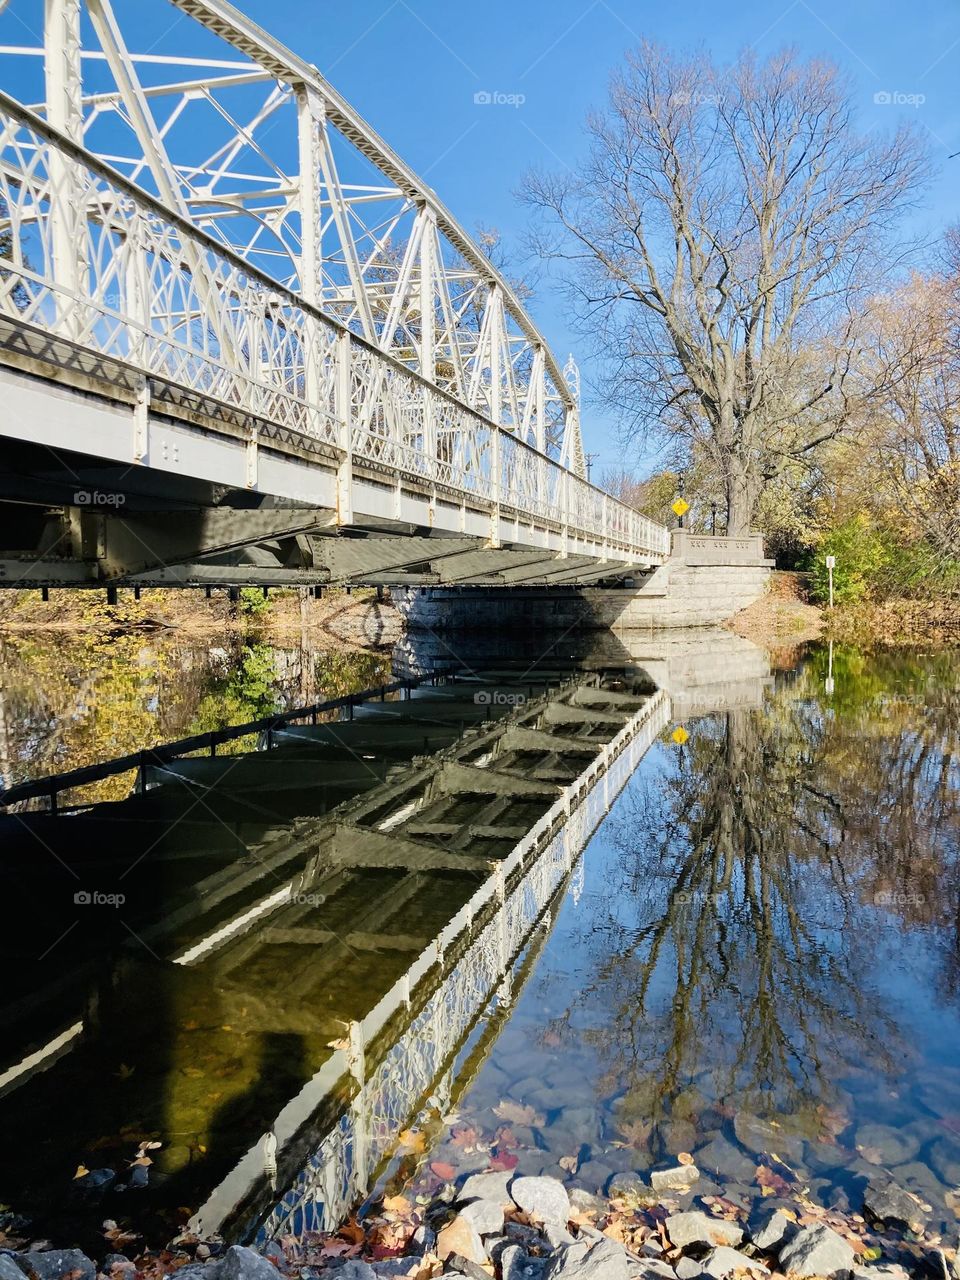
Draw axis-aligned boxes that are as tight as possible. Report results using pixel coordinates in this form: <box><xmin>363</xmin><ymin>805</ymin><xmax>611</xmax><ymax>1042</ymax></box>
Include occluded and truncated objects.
<box><xmin>458</xmin><ymin>1196</ymin><xmax>504</xmax><ymax>1235</ymax></box>
<box><xmin>608</xmin><ymin>1172</ymin><xmax>657</xmax><ymax>1204</ymax></box>
<box><xmin>694</xmin><ymin>1137</ymin><xmax>757</xmax><ymax>1182</ymax></box>
<box><xmin>778</xmin><ymin>1224</ymin><xmax>855</xmax><ymax>1277</ymax></box>
<box><xmin>650</xmin><ymin>1164</ymin><xmax>700</xmax><ymax>1193</ymax></box>
<box><xmin>665</xmin><ymin>1211</ymin><xmax>743</xmax><ymax>1249</ymax></box>
<box><xmin>854</xmin><ymin>1124</ymin><xmax>920</xmax><ymax>1166</ymax></box>
<box><xmin>733</xmin><ymin>1113</ymin><xmax>804</xmax><ymax>1163</ymax></box>
<box><xmin>511</xmin><ymin>1176</ymin><xmax>570</xmax><ymax>1225</ymax></box>
<box><xmin>862</xmin><ymin>1175</ymin><xmax>927</xmax><ymax>1230</ymax></box>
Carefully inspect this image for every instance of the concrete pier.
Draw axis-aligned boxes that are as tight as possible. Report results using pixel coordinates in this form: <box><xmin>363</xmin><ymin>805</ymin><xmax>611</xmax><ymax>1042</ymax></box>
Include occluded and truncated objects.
<box><xmin>393</xmin><ymin>531</ymin><xmax>774</xmax><ymax>632</ymax></box>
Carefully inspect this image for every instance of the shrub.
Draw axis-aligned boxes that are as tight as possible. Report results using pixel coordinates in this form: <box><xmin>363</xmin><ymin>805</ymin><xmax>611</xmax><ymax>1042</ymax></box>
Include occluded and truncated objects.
<box><xmin>808</xmin><ymin>514</ymin><xmax>888</xmax><ymax>605</ymax></box>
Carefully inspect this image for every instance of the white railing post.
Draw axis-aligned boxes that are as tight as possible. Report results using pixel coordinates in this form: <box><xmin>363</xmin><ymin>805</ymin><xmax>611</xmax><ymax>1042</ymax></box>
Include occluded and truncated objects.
<box><xmin>44</xmin><ymin>0</ymin><xmax>85</xmax><ymax>339</ymax></box>
<box><xmin>335</xmin><ymin>329</ymin><xmax>353</xmax><ymax>526</ymax></box>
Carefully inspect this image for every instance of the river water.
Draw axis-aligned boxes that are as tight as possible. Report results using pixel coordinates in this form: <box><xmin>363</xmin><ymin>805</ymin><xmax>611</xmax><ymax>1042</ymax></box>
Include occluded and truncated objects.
<box><xmin>0</xmin><ymin>632</ymin><xmax>958</xmax><ymax>1250</ymax></box>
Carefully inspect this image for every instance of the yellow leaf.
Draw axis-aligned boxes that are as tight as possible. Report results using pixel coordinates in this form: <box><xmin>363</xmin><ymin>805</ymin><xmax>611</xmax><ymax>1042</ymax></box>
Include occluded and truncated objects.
<box><xmin>73</xmin><ymin>1165</ymin><xmax>89</xmax><ymax>1179</ymax></box>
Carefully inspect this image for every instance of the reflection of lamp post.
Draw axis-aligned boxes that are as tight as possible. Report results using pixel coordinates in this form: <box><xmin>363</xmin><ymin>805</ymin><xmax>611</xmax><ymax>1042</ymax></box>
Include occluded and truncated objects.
<box><xmin>825</xmin><ymin>640</ymin><xmax>835</xmax><ymax>696</ymax></box>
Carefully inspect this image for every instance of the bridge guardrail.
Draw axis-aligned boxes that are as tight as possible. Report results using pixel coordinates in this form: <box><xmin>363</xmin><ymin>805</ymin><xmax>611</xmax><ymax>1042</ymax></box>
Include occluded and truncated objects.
<box><xmin>0</xmin><ymin>92</ymin><xmax>670</xmax><ymax>562</ymax></box>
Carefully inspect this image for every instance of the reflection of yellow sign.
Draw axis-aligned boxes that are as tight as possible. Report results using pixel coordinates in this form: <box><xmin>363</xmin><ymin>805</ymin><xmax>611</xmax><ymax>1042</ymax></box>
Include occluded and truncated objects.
<box><xmin>672</xmin><ymin>498</ymin><xmax>690</xmax><ymax>518</ymax></box>
<box><xmin>671</xmin><ymin>725</ymin><xmax>689</xmax><ymax>745</ymax></box>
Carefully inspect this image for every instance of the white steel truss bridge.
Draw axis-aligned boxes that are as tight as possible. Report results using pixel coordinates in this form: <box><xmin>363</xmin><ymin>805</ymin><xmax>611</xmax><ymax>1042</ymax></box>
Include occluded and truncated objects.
<box><xmin>0</xmin><ymin>0</ymin><xmax>670</xmax><ymax>589</ymax></box>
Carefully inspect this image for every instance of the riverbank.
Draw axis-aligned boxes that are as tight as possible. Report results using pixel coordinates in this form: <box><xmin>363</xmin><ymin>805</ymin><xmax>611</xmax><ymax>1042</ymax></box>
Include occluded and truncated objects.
<box><xmin>1</xmin><ymin>1147</ymin><xmax>952</xmax><ymax>1280</ymax></box>
<box><xmin>729</xmin><ymin>573</ymin><xmax>960</xmax><ymax>653</ymax></box>
<box><xmin>0</xmin><ymin>587</ymin><xmax>401</xmax><ymax>649</ymax></box>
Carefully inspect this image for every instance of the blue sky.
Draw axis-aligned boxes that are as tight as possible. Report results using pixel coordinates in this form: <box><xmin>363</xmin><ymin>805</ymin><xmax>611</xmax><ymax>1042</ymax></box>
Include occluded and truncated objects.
<box><xmin>3</xmin><ymin>0</ymin><xmax>958</xmax><ymax>475</ymax></box>
<box><xmin>253</xmin><ymin>0</ymin><xmax>960</xmax><ymax>475</ymax></box>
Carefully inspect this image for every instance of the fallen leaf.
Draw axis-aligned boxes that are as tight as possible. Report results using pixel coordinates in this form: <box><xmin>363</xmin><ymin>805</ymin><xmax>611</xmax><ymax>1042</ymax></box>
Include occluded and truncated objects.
<box><xmin>430</xmin><ymin>1161</ymin><xmax>456</xmax><ymax>1181</ymax></box>
<box><xmin>73</xmin><ymin>1166</ymin><xmax>90</xmax><ymax>1180</ymax></box>
<box><xmin>677</xmin><ymin>1152</ymin><xmax>694</xmax><ymax>1166</ymax></box>
<box><xmin>488</xmin><ymin>1150</ymin><xmax>519</xmax><ymax>1173</ymax></box>
<box><xmin>493</xmin><ymin>1100</ymin><xmax>544</xmax><ymax>1127</ymax></box>
<box><xmin>398</xmin><ymin>1129</ymin><xmax>427</xmax><ymax>1154</ymax></box>
<box><xmin>559</xmin><ymin>1155</ymin><xmax>579</xmax><ymax>1174</ymax></box>
<box><xmin>383</xmin><ymin>1194</ymin><xmax>413</xmax><ymax>1218</ymax></box>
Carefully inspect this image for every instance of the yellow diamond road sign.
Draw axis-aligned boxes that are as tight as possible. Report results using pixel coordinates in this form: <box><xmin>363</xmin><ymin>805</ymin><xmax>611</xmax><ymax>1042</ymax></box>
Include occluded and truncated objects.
<box><xmin>672</xmin><ymin>498</ymin><xmax>690</xmax><ymax>518</ymax></box>
<box><xmin>671</xmin><ymin>725</ymin><xmax>689</xmax><ymax>745</ymax></box>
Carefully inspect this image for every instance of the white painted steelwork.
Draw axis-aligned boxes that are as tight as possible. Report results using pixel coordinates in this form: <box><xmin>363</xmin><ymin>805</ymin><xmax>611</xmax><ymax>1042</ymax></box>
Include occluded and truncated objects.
<box><xmin>0</xmin><ymin>0</ymin><xmax>670</xmax><ymax>565</ymax></box>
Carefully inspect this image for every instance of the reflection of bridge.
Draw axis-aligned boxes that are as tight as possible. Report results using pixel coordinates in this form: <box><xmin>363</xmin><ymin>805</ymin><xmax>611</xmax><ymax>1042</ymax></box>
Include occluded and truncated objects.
<box><xmin>0</xmin><ymin>1</ymin><xmax>669</xmax><ymax>590</ymax></box>
<box><xmin>0</xmin><ymin>659</ymin><xmax>670</xmax><ymax>1244</ymax></box>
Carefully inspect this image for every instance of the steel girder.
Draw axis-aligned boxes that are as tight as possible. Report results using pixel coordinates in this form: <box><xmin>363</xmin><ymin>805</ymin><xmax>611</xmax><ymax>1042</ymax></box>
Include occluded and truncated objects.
<box><xmin>1</xmin><ymin>0</ymin><xmax>585</xmax><ymax>468</ymax></box>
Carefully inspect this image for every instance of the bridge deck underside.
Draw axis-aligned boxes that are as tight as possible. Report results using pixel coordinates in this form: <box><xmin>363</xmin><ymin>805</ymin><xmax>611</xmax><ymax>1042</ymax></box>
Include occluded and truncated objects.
<box><xmin>0</xmin><ymin>330</ymin><xmax>659</xmax><ymax>588</ymax></box>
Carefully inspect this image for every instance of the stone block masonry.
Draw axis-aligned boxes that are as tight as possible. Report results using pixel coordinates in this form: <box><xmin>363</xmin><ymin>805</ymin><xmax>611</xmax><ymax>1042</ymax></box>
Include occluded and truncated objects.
<box><xmin>393</xmin><ymin>532</ymin><xmax>774</xmax><ymax>632</ymax></box>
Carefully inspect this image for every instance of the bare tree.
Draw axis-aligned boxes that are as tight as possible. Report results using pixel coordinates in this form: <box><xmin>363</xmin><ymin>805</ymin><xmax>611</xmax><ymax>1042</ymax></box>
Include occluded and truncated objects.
<box><xmin>865</xmin><ymin>263</ymin><xmax>960</xmax><ymax>561</ymax></box>
<box><xmin>522</xmin><ymin>47</ymin><xmax>928</xmax><ymax>534</ymax></box>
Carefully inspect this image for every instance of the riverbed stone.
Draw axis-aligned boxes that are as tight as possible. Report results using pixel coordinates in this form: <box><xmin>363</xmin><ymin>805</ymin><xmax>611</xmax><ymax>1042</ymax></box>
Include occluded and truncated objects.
<box><xmin>0</xmin><ymin>1262</ymin><xmax>25</xmax><ymax>1280</ymax></box>
<box><xmin>443</xmin><ymin>1257</ymin><xmax>490</xmax><ymax>1279</ymax></box>
<box><xmin>778</xmin><ymin>1224</ymin><xmax>855</xmax><ymax>1277</ymax></box>
<box><xmin>927</xmin><ymin>1136</ymin><xmax>960</xmax><ymax>1186</ymax></box>
<box><xmin>15</xmin><ymin>1252</ymin><xmax>96</xmax><ymax>1280</ymax></box>
<box><xmin>651</xmin><ymin>1164</ymin><xmax>700</xmax><ymax>1193</ymax></box>
<box><xmin>733</xmin><ymin>1114</ymin><xmax>804</xmax><ymax>1164</ymax></box>
<box><xmin>854</xmin><ymin>1124</ymin><xmax>920</xmax><ymax>1167</ymax></box>
<box><xmin>694</xmin><ymin>1137</ymin><xmax>758</xmax><ymax>1182</ymax></box>
<box><xmin>569</xmin><ymin>1188</ymin><xmax>608</xmax><ymax>1216</ymax></box>
<box><xmin>219</xmin><ymin>1248</ymin><xmax>276</xmax><ymax>1280</ymax></box>
<box><xmin>702</xmin><ymin>1247</ymin><xmax>769</xmax><ymax>1278</ymax></box>
<box><xmin>863</xmin><ymin>1175</ymin><xmax>927</xmax><ymax>1229</ymax></box>
<box><xmin>337</xmin><ymin>1264</ymin><xmax>377</xmax><ymax>1280</ymax></box>
<box><xmin>676</xmin><ymin>1261</ymin><xmax>704</xmax><ymax>1280</ymax></box>
<box><xmin>459</xmin><ymin>1196</ymin><xmax>504</xmax><ymax>1235</ymax></box>
<box><xmin>499</xmin><ymin>1245</ymin><xmax>548</xmax><ymax>1280</ymax></box>
<box><xmin>608</xmin><ymin>1172</ymin><xmax>658</xmax><ymax>1204</ymax></box>
<box><xmin>545</xmin><ymin>1238</ymin><xmax>632</xmax><ymax>1279</ymax></box>
<box><xmin>666</xmin><ymin>1212</ymin><xmax>743</xmax><ymax>1250</ymax></box>
<box><xmin>747</xmin><ymin>1207</ymin><xmax>795</xmax><ymax>1252</ymax></box>
<box><xmin>511</xmin><ymin>1176</ymin><xmax>570</xmax><ymax>1225</ymax></box>
<box><xmin>437</xmin><ymin>1215</ymin><xmax>485</xmax><ymax>1265</ymax></box>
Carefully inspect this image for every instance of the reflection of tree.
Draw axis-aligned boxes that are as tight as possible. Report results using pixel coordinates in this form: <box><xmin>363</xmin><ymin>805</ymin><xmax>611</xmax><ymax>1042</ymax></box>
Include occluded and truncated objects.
<box><xmin>561</xmin><ymin>650</ymin><xmax>960</xmax><ymax>1150</ymax></box>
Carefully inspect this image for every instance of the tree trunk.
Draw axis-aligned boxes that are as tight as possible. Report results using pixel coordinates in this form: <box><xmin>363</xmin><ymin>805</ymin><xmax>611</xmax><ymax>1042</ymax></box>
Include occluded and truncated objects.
<box><xmin>725</xmin><ymin>461</ymin><xmax>758</xmax><ymax>537</ymax></box>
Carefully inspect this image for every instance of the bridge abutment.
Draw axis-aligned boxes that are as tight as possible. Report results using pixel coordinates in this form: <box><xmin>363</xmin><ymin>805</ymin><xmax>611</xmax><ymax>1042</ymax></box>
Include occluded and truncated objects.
<box><xmin>393</xmin><ymin>531</ymin><xmax>774</xmax><ymax>632</ymax></box>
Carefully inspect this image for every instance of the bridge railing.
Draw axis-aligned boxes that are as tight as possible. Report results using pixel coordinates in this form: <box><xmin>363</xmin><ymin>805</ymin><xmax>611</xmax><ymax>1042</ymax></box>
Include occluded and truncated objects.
<box><xmin>0</xmin><ymin>93</ymin><xmax>670</xmax><ymax>562</ymax></box>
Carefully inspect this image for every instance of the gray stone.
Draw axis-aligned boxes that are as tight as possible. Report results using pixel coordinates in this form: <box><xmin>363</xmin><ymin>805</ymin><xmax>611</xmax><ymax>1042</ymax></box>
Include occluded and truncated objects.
<box><xmin>546</xmin><ymin>1238</ymin><xmax>632</xmax><ymax>1280</ymax></box>
<box><xmin>702</xmin><ymin>1248</ymin><xmax>768</xmax><ymax>1278</ymax></box>
<box><xmin>337</xmin><ymin>1265</ymin><xmax>377</xmax><ymax>1280</ymax></box>
<box><xmin>459</xmin><ymin>1198</ymin><xmax>504</xmax><ymax>1235</ymax></box>
<box><xmin>511</xmin><ymin>1176</ymin><xmax>570</xmax><ymax>1225</ymax></box>
<box><xmin>676</xmin><ymin>1262</ymin><xmax>703</xmax><ymax>1280</ymax></box>
<box><xmin>608</xmin><ymin>1172</ymin><xmax>657</xmax><ymax>1204</ymax></box>
<box><xmin>694</xmin><ymin>1138</ymin><xmax>758</xmax><ymax>1183</ymax></box>
<box><xmin>854</xmin><ymin>1124</ymin><xmax>920</xmax><ymax>1167</ymax></box>
<box><xmin>666</xmin><ymin>1212</ymin><xmax>743</xmax><ymax>1250</ymax></box>
<box><xmin>862</xmin><ymin>1176</ymin><xmax>926</xmax><ymax>1229</ymax></box>
<box><xmin>927</xmin><ymin>1136</ymin><xmax>960</xmax><ymax>1186</ymax></box>
<box><xmin>0</xmin><ymin>1261</ymin><xmax>26</xmax><ymax>1280</ymax></box>
<box><xmin>458</xmin><ymin>1169</ymin><xmax>514</xmax><ymax>1206</ymax></box>
<box><xmin>569</xmin><ymin>1188</ymin><xmax>608</xmax><ymax>1216</ymax></box>
<box><xmin>778</xmin><ymin>1225</ymin><xmax>855</xmax><ymax>1278</ymax></box>
<box><xmin>219</xmin><ymin>1248</ymin><xmax>278</xmax><ymax>1280</ymax></box>
<box><xmin>500</xmin><ymin>1245</ymin><xmax>548</xmax><ymax>1280</ymax></box>
<box><xmin>733</xmin><ymin>1114</ymin><xmax>804</xmax><ymax>1163</ymax></box>
<box><xmin>545</xmin><ymin>1224</ymin><xmax>576</xmax><ymax>1249</ymax></box>
<box><xmin>444</xmin><ymin>1258</ymin><xmax>490</xmax><ymax>1279</ymax></box>
<box><xmin>651</xmin><ymin>1165</ymin><xmax>700</xmax><ymax>1193</ymax></box>
<box><xmin>747</xmin><ymin>1207</ymin><xmax>794</xmax><ymax>1252</ymax></box>
<box><xmin>372</xmin><ymin>1263</ymin><xmax>422</xmax><ymax>1277</ymax></box>
<box><xmin>851</xmin><ymin>1268</ymin><xmax>911</xmax><ymax>1280</ymax></box>
<box><xmin>15</xmin><ymin>1253</ymin><xmax>96</xmax><ymax>1280</ymax></box>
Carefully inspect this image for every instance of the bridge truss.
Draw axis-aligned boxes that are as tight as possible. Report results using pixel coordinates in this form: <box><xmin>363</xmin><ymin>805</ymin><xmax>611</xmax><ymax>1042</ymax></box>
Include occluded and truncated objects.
<box><xmin>0</xmin><ymin>0</ymin><xmax>670</xmax><ymax>585</ymax></box>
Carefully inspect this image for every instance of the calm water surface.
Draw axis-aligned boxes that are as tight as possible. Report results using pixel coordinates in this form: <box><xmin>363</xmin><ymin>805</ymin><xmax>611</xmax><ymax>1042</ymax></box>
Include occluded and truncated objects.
<box><xmin>1</xmin><ymin>638</ymin><xmax>958</xmax><ymax>1243</ymax></box>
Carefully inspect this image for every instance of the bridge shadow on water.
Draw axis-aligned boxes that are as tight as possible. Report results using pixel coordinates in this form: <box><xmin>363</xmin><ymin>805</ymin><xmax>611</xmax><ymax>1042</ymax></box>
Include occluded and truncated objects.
<box><xmin>0</xmin><ymin>629</ymin><xmax>771</xmax><ymax>1249</ymax></box>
